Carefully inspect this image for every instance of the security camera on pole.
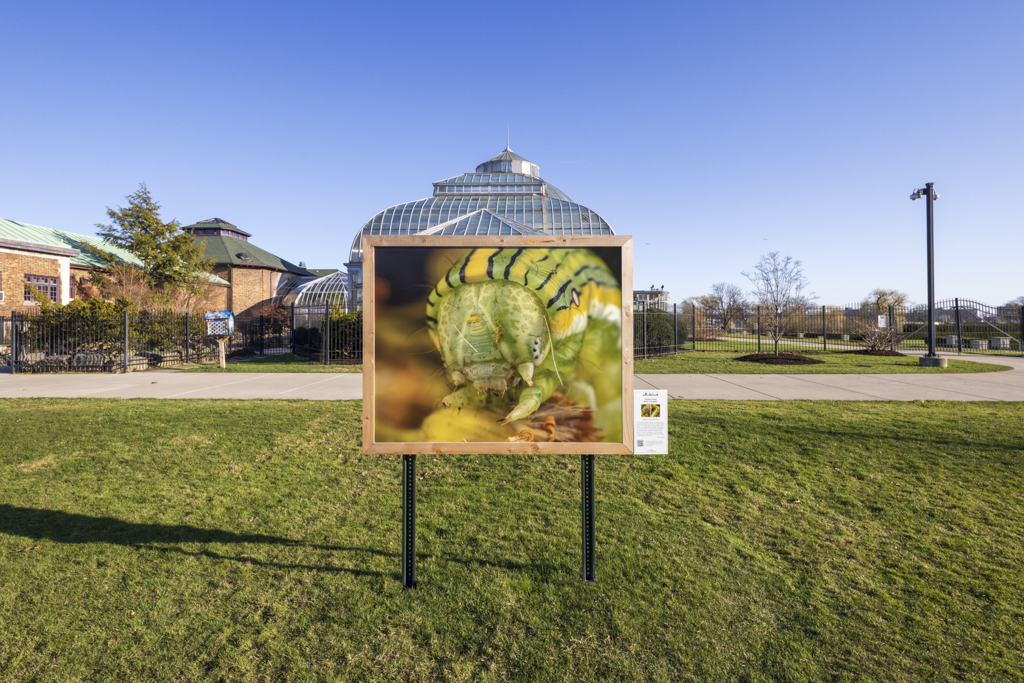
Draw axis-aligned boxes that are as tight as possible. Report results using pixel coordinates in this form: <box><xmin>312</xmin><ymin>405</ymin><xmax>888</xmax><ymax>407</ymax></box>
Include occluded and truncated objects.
<box><xmin>910</xmin><ymin>183</ymin><xmax>947</xmax><ymax>367</ymax></box>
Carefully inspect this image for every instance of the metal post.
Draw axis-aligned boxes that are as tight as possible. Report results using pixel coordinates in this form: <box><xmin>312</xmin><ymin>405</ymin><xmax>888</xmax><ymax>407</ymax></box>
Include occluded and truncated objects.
<box><xmin>9</xmin><ymin>313</ymin><xmax>16</xmax><ymax>376</ymax></box>
<box><xmin>259</xmin><ymin>315</ymin><xmax>265</xmax><ymax>356</ymax></box>
<box><xmin>691</xmin><ymin>303</ymin><xmax>697</xmax><ymax>351</ymax></box>
<box><xmin>889</xmin><ymin>304</ymin><xmax>896</xmax><ymax>353</ymax></box>
<box><xmin>822</xmin><ymin>305</ymin><xmax>827</xmax><ymax>351</ymax></box>
<box><xmin>123</xmin><ymin>310</ymin><xmax>130</xmax><ymax>374</ymax></box>
<box><xmin>323</xmin><ymin>303</ymin><xmax>330</xmax><ymax>365</ymax></box>
<box><xmin>925</xmin><ymin>182</ymin><xmax>937</xmax><ymax>358</ymax></box>
<box><xmin>581</xmin><ymin>454</ymin><xmax>596</xmax><ymax>582</ymax></box>
<box><xmin>673</xmin><ymin>303</ymin><xmax>678</xmax><ymax>353</ymax></box>
<box><xmin>185</xmin><ymin>314</ymin><xmax>190</xmax><ymax>364</ymax></box>
<box><xmin>1020</xmin><ymin>305</ymin><xmax>1024</xmax><ymax>356</ymax></box>
<box><xmin>402</xmin><ymin>454</ymin><xmax>417</xmax><ymax>588</ymax></box>
<box><xmin>643</xmin><ymin>302</ymin><xmax>647</xmax><ymax>360</ymax></box>
<box><xmin>757</xmin><ymin>306</ymin><xmax>762</xmax><ymax>353</ymax></box>
<box><xmin>954</xmin><ymin>298</ymin><xmax>962</xmax><ymax>354</ymax></box>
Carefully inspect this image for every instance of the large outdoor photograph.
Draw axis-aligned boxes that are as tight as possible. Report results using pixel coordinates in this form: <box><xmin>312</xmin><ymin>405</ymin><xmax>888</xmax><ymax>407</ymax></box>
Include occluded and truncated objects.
<box><xmin>369</xmin><ymin>241</ymin><xmax>627</xmax><ymax>448</ymax></box>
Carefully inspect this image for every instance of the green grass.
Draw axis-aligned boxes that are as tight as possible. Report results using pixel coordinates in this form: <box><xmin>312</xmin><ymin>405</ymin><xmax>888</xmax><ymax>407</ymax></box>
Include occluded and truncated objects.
<box><xmin>2</xmin><ymin>399</ymin><xmax>1023</xmax><ymax>681</ymax></box>
<box><xmin>635</xmin><ymin>350</ymin><xmax>1011</xmax><ymax>374</ymax></box>
<box><xmin>180</xmin><ymin>353</ymin><xmax>362</xmax><ymax>373</ymax></box>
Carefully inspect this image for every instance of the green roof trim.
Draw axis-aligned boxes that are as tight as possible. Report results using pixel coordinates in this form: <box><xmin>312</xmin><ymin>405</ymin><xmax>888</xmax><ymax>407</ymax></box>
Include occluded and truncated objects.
<box><xmin>0</xmin><ymin>218</ymin><xmax>229</xmax><ymax>286</ymax></box>
<box><xmin>194</xmin><ymin>234</ymin><xmax>312</xmax><ymax>275</ymax></box>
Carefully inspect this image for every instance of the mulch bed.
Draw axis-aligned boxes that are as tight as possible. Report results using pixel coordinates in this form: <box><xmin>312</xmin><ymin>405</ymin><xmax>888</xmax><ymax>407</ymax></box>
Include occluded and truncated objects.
<box><xmin>735</xmin><ymin>353</ymin><xmax>825</xmax><ymax>365</ymax></box>
<box><xmin>841</xmin><ymin>349</ymin><xmax>906</xmax><ymax>357</ymax></box>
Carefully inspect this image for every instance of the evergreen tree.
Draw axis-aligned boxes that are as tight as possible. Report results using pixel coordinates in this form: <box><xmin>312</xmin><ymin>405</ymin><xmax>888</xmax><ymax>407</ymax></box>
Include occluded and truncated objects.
<box><xmin>94</xmin><ymin>184</ymin><xmax>213</xmax><ymax>289</ymax></box>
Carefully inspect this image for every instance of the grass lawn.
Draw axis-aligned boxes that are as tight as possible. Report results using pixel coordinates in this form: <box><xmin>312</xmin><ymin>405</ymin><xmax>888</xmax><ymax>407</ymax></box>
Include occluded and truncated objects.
<box><xmin>180</xmin><ymin>353</ymin><xmax>362</xmax><ymax>373</ymax></box>
<box><xmin>2</xmin><ymin>399</ymin><xmax>1023</xmax><ymax>681</ymax></box>
<box><xmin>635</xmin><ymin>350</ymin><xmax>1011</xmax><ymax>374</ymax></box>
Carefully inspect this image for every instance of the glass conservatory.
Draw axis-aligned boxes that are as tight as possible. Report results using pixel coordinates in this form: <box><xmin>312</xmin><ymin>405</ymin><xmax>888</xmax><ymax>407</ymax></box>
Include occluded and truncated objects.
<box><xmin>345</xmin><ymin>146</ymin><xmax>616</xmax><ymax>308</ymax></box>
<box><xmin>274</xmin><ymin>270</ymin><xmax>350</xmax><ymax>310</ymax></box>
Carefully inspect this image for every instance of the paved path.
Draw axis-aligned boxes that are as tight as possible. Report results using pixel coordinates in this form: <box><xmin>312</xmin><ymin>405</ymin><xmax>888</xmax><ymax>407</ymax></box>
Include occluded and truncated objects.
<box><xmin>1</xmin><ymin>353</ymin><xmax>1021</xmax><ymax>401</ymax></box>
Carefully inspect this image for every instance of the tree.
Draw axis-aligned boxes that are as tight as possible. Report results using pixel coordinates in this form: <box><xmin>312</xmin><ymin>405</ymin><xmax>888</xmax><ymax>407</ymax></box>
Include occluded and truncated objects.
<box><xmin>85</xmin><ymin>184</ymin><xmax>216</xmax><ymax>311</ymax></box>
<box><xmin>861</xmin><ymin>288</ymin><xmax>910</xmax><ymax>310</ymax></box>
<box><xmin>694</xmin><ymin>282</ymin><xmax>748</xmax><ymax>332</ymax></box>
<box><xmin>93</xmin><ymin>184</ymin><xmax>213</xmax><ymax>291</ymax></box>
<box><xmin>742</xmin><ymin>252</ymin><xmax>816</xmax><ymax>354</ymax></box>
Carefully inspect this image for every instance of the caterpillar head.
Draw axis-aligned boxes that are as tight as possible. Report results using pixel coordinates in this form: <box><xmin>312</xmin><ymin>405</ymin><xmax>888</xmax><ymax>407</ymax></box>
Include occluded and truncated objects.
<box><xmin>436</xmin><ymin>279</ymin><xmax>550</xmax><ymax>396</ymax></box>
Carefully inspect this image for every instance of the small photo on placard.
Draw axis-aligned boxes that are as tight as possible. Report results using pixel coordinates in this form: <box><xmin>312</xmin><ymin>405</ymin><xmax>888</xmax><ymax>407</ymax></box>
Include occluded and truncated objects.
<box><xmin>633</xmin><ymin>389</ymin><xmax>668</xmax><ymax>454</ymax></box>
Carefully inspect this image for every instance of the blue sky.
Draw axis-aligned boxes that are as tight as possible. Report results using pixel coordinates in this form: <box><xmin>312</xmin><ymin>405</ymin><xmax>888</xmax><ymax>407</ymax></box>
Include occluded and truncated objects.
<box><xmin>2</xmin><ymin>1</ymin><xmax>1022</xmax><ymax>306</ymax></box>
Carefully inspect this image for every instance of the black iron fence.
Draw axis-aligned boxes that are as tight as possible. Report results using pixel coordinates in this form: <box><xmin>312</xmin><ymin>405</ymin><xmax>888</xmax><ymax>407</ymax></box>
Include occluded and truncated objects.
<box><xmin>291</xmin><ymin>304</ymin><xmax>362</xmax><ymax>365</ymax></box>
<box><xmin>632</xmin><ymin>298</ymin><xmax>1023</xmax><ymax>357</ymax></box>
<box><xmin>4</xmin><ymin>297</ymin><xmax>1019</xmax><ymax>373</ymax></box>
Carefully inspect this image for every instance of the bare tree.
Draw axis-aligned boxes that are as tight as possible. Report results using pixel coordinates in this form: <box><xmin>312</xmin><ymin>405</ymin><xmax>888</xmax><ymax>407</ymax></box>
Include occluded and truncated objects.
<box><xmin>695</xmin><ymin>283</ymin><xmax>748</xmax><ymax>332</ymax></box>
<box><xmin>742</xmin><ymin>252</ymin><xmax>816</xmax><ymax>354</ymax></box>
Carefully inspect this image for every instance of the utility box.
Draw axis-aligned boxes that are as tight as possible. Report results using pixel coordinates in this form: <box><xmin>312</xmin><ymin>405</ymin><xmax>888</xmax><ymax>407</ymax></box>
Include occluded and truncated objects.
<box><xmin>992</xmin><ymin>337</ymin><xmax>1012</xmax><ymax>350</ymax></box>
<box><xmin>204</xmin><ymin>310</ymin><xmax>235</xmax><ymax>337</ymax></box>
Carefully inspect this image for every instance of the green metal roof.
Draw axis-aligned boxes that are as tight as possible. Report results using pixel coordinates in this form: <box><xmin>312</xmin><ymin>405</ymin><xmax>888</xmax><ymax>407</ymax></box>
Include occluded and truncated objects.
<box><xmin>194</xmin><ymin>233</ymin><xmax>312</xmax><ymax>275</ymax></box>
<box><xmin>0</xmin><ymin>217</ymin><xmax>229</xmax><ymax>286</ymax></box>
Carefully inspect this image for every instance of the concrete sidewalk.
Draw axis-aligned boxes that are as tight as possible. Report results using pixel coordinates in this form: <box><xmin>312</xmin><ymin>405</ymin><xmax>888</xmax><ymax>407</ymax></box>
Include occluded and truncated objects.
<box><xmin>636</xmin><ymin>353</ymin><xmax>1024</xmax><ymax>401</ymax></box>
<box><xmin>0</xmin><ymin>353</ymin><xmax>1021</xmax><ymax>401</ymax></box>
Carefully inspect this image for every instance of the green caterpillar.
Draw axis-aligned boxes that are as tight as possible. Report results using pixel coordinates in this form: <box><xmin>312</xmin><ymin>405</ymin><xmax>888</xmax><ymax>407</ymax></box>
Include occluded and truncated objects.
<box><xmin>426</xmin><ymin>247</ymin><xmax>622</xmax><ymax>427</ymax></box>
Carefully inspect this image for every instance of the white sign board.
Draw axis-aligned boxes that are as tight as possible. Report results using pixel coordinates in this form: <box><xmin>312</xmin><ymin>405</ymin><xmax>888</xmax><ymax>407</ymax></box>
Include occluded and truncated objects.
<box><xmin>633</xmin><ymin>390</ymin><xmax>668</xmax><ymax>454</ymax></box>
<box><xmin>878</xmin><ymin>315</ymin><xmax>888</xmax><ymax>328</ymax></box>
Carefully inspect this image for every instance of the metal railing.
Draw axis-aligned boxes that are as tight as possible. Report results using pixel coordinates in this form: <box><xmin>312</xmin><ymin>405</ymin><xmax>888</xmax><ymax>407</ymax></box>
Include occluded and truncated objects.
<box><xmin>291</xmin><ymin>304</ymin><xmax>362</xmax><ymax>365</ymax></box>
<box><xmin>5</xmin><ymin>297</ymin><xmax>1019</xmax><ymax>373</ymax></box>
<box><xmin>631</xmin><ymin>299</ymin><xmax>1023</xmax><ymax>358</ymax></box>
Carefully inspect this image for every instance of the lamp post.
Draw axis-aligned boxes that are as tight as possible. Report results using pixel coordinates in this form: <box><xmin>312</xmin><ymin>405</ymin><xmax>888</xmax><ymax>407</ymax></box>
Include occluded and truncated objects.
<box><xmin>911</xmin><ymin>183</ymin><xmax>947</xmax><ymax>367</ymax></box>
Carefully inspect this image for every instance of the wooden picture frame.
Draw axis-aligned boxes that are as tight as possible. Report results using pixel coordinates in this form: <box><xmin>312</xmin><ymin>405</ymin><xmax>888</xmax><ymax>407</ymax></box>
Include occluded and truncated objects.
<box><xmin>362</xmin><ymin>234</ymin><xmax>634</xmax><ymax>455</ymax></box>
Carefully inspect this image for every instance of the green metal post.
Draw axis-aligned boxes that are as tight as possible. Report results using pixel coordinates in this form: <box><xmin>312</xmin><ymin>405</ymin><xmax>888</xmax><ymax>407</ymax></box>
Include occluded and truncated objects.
<box><xmin>402</xmin><ymin>454</ymin><xmax>417</xmax><ymax>588</ymax></box>
<box><xmin>581</xmin><ymin>454</ymin><xmax>596</xmax><ymax>582</ymax></box>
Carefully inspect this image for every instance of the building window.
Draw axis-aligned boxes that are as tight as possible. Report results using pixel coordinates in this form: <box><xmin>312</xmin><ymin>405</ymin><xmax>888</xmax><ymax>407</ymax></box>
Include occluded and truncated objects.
<box><xmin>25</xmin><ymin>274</ymin><xmax>59</xmax><ymax>303</ymax></box>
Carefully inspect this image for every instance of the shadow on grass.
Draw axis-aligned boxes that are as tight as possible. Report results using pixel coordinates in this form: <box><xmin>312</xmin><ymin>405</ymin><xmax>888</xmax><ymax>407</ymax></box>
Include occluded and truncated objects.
<box><xmin>0</xmin><ymin>504</ymin><xmax>558</xmax><ymax>580</ymax></box>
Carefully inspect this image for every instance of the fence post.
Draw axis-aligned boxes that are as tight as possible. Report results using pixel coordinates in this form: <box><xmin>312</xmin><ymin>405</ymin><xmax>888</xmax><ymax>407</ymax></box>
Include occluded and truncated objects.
<box><xmin>889</xmin><ymin>305</ymin><xmax>896</xmax><ymax>352</ymax></box>
<box><xmin>1020</xmin><ymin>304</ymin><xmax>1024</xmax><ymax>356</ymax></box>
<box><xmin>323</xmin><ymin>303</ymin><xmax>331</xmax><ymax>365</ymax></box>
<box><xmin>757</xmin><ymin>306</ymin><xmax>761</xmax><ymax>353</ymax></box>
<box><xmin>9</xmin><ymin>313</ymin><xmax>16</xmax><ymax>376</ymax></box>
<box><xmin>822</xmin><ymin>306</ymin><xmax>827</xmax><ymax>351</ymax></box>
<box><xmin>691</xmin><ymin>303</ymin><xmax>697</xmax><ymax>351</ymax></box>
<box><xmin>259</xmin><ymin>315</ymin><xmax>265</xmax><ymax>356</ymax></box>
<box><xmin>643</xmin><ymin>302</ymin><xmax>647</xmax><ymax>360</ymax></box>
<box><xmin>185</xmin><ymin>314</ymin><xmax>191</xmax><ymax>364</ymax></box>
<box><xmin>123</xmin><ymin>310</ymin><xmax>130</xmax><ymax>374</ymax></box>
<box><xmin>673</xmin><ymin>303</ymin><xmax>677</xmax><ymax>353</ymax></box>
<box><xmin>954</xmin><ymin>297</ymin><xmax>962</xmax><ymax>354</ymax></box>
<box><xmin>291</xmin><ymin>304</ymin><xmax>296</xmax><ymax>354</ymax></box>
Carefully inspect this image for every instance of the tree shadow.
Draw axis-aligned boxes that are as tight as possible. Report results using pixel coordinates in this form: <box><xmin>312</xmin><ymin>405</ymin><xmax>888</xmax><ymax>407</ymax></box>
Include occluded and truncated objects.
<box><xmin>0</xmin><ymin>504</ymin><xmax>560</xmax><ymax>580</ymax></box>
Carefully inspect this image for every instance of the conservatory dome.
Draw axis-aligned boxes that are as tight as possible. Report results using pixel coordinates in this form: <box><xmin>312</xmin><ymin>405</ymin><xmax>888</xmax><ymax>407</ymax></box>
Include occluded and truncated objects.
<box><xmin>274</xmin><ymin>270</ymin><xmax>350</xmax><ymax>309</ymax></box>
<box><xmin>345</xmin><ymin>146</ymin><xmax>615</xmax><ymax>308</ymax></box>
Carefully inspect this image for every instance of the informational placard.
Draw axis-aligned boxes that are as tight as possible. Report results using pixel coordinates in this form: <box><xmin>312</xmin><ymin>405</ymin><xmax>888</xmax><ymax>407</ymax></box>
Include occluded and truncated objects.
<box><xmin>633</xmin><ymin>389</ymin><xmax>667</xmax><ymax>454</ymax></box>
<box><xmin>362</xmin><ymin>235</ymin><xmax>634</xmax><ymax>455</ymax></box>
<box><xmin>878</xmin><ymin>314</ymin><xmax>888</xmax><ymax>328</ymax></box>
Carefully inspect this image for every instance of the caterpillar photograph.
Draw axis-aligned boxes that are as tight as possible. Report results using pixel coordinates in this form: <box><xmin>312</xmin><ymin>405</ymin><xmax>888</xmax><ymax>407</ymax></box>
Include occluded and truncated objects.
<box><xmin>370</xmin><ymin>241</ymin><xmax>627</xmax><ymax>447</ymax></box>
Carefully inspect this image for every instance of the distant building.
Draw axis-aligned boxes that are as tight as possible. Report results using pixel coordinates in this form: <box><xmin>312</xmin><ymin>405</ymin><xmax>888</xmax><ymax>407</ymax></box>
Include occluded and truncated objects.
<box><xmin>634</xmin><ymin>287</ymin><xmax>670</xmax><ymax>311</ymax></box>
<box><xmin>344</xmin><ymin>146</ymin><xmax>617</xmax><ymax>309</ymax></box>
<box><xmin>0</xmin><ymin>217</ymin><xmax>229</xmax><ymax>312</ymax></box>
<box><xmin>183</xmin><ymin>218</ymin><xmax>312</xmax><ymax>315</ymax></box>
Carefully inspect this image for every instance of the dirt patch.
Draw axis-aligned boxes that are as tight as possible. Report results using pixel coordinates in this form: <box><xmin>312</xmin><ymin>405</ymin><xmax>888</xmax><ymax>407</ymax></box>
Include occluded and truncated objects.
<box><xmin>841</xmin><ymin>349</ymin><xmax>906</xmax><ymax>357</ymax></box>
<box><xmin>736</xmin><ymin>353</ymin><xmax>825</xmax><ymax>366</ymax></box>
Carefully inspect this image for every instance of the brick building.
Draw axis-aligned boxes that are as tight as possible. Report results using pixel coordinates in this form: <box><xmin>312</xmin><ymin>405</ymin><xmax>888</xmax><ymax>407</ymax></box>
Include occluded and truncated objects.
<box><xmin>0</xmin><ymin>217</ymin><xmax>230</xmax><ymax>314</ymax></box>
<box><xmin>183</xmin><ymin>218</ymin><xmax>312</xmax><ymax>315</ymax></box>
